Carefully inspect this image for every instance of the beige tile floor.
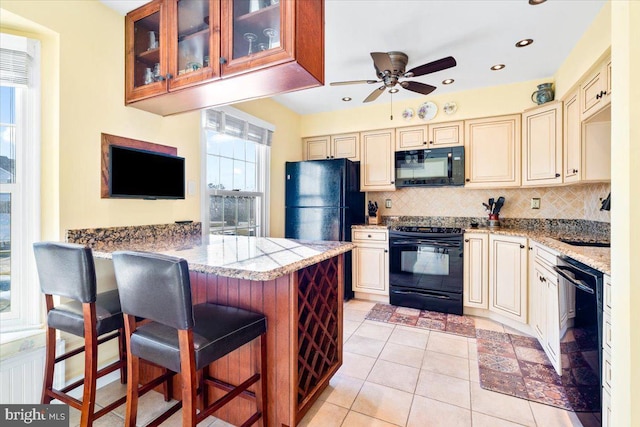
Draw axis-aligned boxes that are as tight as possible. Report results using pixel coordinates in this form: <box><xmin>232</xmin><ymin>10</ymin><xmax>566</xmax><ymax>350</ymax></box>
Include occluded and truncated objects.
<box><xmin>66</xmin><ymin>299</ymin><xmax>587</xmax><ymax>426</ymax></box>
<box><xmin>298</xmin><ymin>299</ymin><xmax>588</xmax><ymax>427</ymax></box>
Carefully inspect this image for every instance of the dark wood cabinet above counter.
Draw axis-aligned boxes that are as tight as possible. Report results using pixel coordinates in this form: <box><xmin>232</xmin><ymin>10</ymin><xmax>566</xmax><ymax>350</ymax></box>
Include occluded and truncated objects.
<box><xmin>125</xmin><ymin>0</ymin><xmax>324</xmax><ymax>116</ymax></box>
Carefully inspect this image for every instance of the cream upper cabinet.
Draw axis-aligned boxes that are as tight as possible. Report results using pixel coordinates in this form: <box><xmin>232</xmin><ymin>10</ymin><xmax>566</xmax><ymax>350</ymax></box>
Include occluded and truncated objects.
<box><xmin>522</xmin><ymin>102</ymin><xmax>563</xmax><ymax>186</ymax></box>
<box><xmin>360</xmin><ymin>129</ymin><xmax>396</xmax><ymax>191</ymax></box>
<box><xmin>581</xmin><ymin>56</ymin><xmax>612</xmax><ymax>121</ymax></box>
<box><xmin>489</xmin><ymin>234</ymin><xmax>528</xmax><ymax>323</ymax></box>
<box><xmin>304</xmin><ymin>136</ymin><xmax>330</xmax><ymax>160</ymax></box>
<box><xmin>304</xmin><ymin>133</ymin><xmax>360</xmax><ymax>161</ymax></box>
<box><xmin>463</xmin><ymin>233</ymin><xmax>489</xmax><ymax>309</ymax></box>
<box><xmin>331</xmin><ymin>133</ymin><xmax>360</xmax><ymax>161</ymax></box>
<box><xmin>563</xmin><ymin>90</ymin><xmax>582</xmax><ymax>183</ymax></box>
<box><xmin>464</xmin><ymin>114</ymin><xmax>521</xmax><ymax>188</ymax></box>
<box><xmin>429</xmin><ymin>121</ymin><xmax>464</xmax><ymax>148</ymax></box>
<box><xmin>396</xmin><ymin>121</ymin><xmax>463</xmax><ymax>151</ymax></box>
<box><xmin>396</xmin><ymin>125</ymin><xmax>428</xmax><ymax>150</ymax></box>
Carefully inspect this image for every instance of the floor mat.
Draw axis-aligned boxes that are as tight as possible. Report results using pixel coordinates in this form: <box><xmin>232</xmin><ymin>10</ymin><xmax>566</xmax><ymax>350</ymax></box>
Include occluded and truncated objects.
<box><xmin>364</xmin><ymin>303</ymin><xmax>599</xmax><ymax>412</ymax></box>
<box><xmin>476</xmin><ymin>330</ymin><xmax>600</xmax><ymax>411</ymax></box>
<box><xmin>364</xmin><ymin>303</ymin><xmax>476</xmax><ymax>338</ymax></box>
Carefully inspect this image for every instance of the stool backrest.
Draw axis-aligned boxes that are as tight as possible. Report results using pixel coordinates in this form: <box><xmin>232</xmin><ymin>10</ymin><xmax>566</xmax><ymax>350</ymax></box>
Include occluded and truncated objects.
<box><xmin>33</xmin><ymin>242</ymin><xmax>97</xmax><ymax>303</ymax></box>
<box><xmin>112</xmin><ymin>251</ymin><xmax>194</xmax><ymax>330</ymax></box>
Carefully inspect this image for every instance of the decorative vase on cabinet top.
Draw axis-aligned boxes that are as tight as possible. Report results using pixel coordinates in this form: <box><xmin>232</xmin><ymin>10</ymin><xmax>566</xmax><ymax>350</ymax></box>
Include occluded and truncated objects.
<box><xmin>531</xmin><ymin>83</ymin><xmax>554</xmax><ymax>105</ymax></box>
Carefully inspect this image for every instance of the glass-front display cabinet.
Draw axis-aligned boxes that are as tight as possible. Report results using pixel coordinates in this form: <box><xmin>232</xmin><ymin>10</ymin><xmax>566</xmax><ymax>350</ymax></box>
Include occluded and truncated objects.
<box><xmin>125</xmin><ymin>0</ymin><xmax>219</xmax><ymax>103</ymax></box>
<box><xmin>220</xmin><ymin>0</ymin><xmax>290</xmax><ymax>76</ymax></box>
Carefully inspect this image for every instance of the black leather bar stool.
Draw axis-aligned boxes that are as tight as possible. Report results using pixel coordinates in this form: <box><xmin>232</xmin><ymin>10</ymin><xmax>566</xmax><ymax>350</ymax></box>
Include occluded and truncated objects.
<box><xmin>33</xmin><ymin>242</ymin><xmax>128</xmax><ymax>427</ymax></box>
<box><xmin>112</xmin><ymin>250</ymin><xmax>268</xmax><ymax>427</ymax></box>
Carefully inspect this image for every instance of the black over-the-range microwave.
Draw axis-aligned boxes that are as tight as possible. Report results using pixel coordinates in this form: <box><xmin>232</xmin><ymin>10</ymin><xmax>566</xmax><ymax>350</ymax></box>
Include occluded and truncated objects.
<box><xmin>395</xmin><ymin>146</ymin><xmax>465</xmax><ymax>187</ymax></box>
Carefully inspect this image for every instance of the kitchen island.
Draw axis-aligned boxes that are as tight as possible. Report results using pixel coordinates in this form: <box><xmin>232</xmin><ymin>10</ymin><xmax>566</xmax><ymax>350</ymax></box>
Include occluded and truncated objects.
<box><xmin>86</xmin><ymin>233</ymin><xmax>354</xmax><ymax>427</ymax></box>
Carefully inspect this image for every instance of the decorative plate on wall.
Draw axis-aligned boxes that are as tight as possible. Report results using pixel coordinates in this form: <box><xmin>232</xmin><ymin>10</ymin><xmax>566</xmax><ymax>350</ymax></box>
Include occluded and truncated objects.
<box><xmin>443</xmin><ymin>102</ymin><xmax>458</xmax><ymax>115</ymax></box>
<box><xmin>402</xmin><ymin>108</ymin><xmax>415</xmax><ymax>121</ymax></box>
<box><xmin>417</xmin><ymin>101</ymin><xmax>438</xmax><ymax>121</ymax></box>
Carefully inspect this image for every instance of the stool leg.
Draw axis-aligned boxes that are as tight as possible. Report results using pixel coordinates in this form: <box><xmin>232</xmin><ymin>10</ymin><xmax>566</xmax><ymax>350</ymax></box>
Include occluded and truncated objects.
<box><xmin>41</xmin><ymin>295</ymin><xmax>56</xmax><ymax>405</ymax></box>
<box><xmin>162</xmin><ymin>367</ymin><xmax>172</xmax><ymax>402</ymax></box>
<box><xmin>123</xmin><ymin>315</ymin><xmax>139</xmax><ymax>427</ymax></box>
<box><xmin>80</xmin><ymin>303</ymin><xmax>98</xmax><ymax>427</ymax></box>
<box><xmin>118</xmin><ymin>328</ymin><xmax>127</xmax><ymax>384</ymax></box>
<box><xmin>259</xmin><ymin>333</ymin><xmax>268</xmax><ymax>427</ymax></box>
<box><xmin>179</xmin><ymin>329</ymin><xmax>197</xmax><ymax>427</ymax></box>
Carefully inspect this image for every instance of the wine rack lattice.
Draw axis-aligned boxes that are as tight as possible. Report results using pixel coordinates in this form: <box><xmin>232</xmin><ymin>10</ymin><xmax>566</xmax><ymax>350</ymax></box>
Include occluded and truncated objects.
<box><xmin>297</xmin><ymin>257</ymin><xmax>340</xmax><ymax>404</ymax></box>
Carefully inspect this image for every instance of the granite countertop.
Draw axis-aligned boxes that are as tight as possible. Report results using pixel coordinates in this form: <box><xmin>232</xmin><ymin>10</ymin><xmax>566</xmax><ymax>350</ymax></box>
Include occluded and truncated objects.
<box><xmin>464</xmin><ymin>227</ymin><xmax>610</xmax><ymax>275</ymax></box>
<box><xmin>93</xmin><ymin>235</ymin><xmax>355</xmax><ymax>281</ymax></box>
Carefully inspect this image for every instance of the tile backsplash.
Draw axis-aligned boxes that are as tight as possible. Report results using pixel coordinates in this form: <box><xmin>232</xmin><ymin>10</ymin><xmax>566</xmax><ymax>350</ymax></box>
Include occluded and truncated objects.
<box><xmin>368</xmin><ymin>183</ymin><xmax>610</xmax><ymax>223</ymax></box>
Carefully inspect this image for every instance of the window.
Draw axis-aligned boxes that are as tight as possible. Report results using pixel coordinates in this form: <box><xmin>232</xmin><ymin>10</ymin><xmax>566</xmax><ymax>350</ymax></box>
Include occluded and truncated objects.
<box><xmin>202</xmin><ymin>107</ymin><xmax>272</xmax><ymax>238</ymax></box>
<box><xmin>0</xmin><ymin>33</ymin><xmax>41</xmax><ymax>333</ymax></box>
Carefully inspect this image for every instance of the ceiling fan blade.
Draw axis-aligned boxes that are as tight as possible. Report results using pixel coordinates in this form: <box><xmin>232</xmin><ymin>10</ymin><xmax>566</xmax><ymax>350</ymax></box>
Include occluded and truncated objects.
<box><xmin>363</xmin><ymin>86</ymin><xmax>386</xmax><ymax>103</ymax></box>
<box><xmin>401</xmin><ymin>80</ymin><xmax>437</xmax><ymax>95</ymax></box>
<box><xmin>330</xmin><ymin>79</ymin><xmax>379</xmax><ymax>86</ymax></box>
<box><xmin>371</xmin><ymin>52</ymin><xmax>394</xmax><ymax>74</ymax></box>
<box><xmin>405</xmin><ymin>56</ymin><xmax>457</xmax><ymax>78</ymax></box>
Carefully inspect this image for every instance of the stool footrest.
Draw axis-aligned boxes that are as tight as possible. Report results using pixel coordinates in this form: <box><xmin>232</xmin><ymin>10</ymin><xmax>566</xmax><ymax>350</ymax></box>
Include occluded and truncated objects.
<box><xmin>204</xmin><ymin>377</ymin><xmax>257</xmax><ymax>402</ymax></box>
<box><xmin>54</xmin><ymin>330</ymin><xmax>120</xmax><ymax>364</ymax></box>
<box><xmin>59</xmin><ymin>358</ymin><xmax>125</xmax><ymax>394</ymax></box>
<box><xmin>198</xmin><ymin>373</ymin><xmax>260</xmax><ymax>422</ymax></box>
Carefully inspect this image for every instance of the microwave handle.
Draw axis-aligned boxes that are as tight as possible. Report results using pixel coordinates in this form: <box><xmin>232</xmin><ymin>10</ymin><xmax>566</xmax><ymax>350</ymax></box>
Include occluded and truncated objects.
<box><xmin>447</xmin><ymin>152</ymin><xmax>453</xmax><ymax>179</ymax></box>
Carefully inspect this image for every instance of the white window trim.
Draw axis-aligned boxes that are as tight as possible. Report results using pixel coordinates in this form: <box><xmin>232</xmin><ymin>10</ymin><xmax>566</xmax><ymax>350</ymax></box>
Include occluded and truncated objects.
<box><xmin>0</xmin><ymin>35</ymin><xmax>42</xmax><ymax>333</ymax></box>
<box><xmin>200</xmin><ymin>107</ymin><xmax>271</xmax><ymax>241</ymax></box>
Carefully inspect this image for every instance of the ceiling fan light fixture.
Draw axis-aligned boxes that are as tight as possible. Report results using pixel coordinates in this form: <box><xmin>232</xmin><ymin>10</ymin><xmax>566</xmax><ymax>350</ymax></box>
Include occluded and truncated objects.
<box><xmin>490</xmin><ymin>64</ymin><xmax>506</xmax><ymax>71</ymax></box>
<box><xmin>341</xmin><ymin>97</ymin><xmax>352</xmax><ymax>102</ymax></box>
<box><xmin>515</xmin><ymin>38</ymin><xmax>534</xmax><ymax>48</ymax></box>
<box><xmin>442</xmin><ymin>78</ymin><xmax>455</xmax><ymax>85</ymax></box>
<box><xmin>389</xmin><ymin>88</ymin><xmax>399</xmax><ymax>94</ymax></box>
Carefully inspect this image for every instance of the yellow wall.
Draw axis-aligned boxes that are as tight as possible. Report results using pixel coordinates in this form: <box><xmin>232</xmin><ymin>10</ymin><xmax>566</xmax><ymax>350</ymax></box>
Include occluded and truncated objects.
<box><xmin>300</xmin><ymin>78</ymin><xmax>553</xmax><ymax>137</ymax></box>
<box><xmin>610</xmin><ymin>2</ymin><xmax>639</xmax><ymax>425</ymax></box>
<box><xmin>232</xmin><ymin>99</ymin><xmax>302</xmax><ymax>237</ymax></box>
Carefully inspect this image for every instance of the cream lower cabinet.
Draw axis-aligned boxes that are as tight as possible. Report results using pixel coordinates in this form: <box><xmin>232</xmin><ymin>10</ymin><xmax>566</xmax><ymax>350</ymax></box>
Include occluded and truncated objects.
<box><xmin>352</xmin><ymin>229</ymin><xmax>389</xmax><ymax>296</ymax></box>
<box><xmin>489</xmin><ymin>234</ymin><xmax>528</xmax><ymax>322</ymax></box>
<box><xmin>463</xmin><ymin>233</ymin><xmax>489</xmax><ymax>309</ymax></box>
<box><xmin>464</xmin><ymin>114</ymin><xmax>521</xmax><ymax>188</ymax></box>
<box><xmin>531</xmin><ymin>260</ymin><xmax>561</xmax><ymax>374</ymax></box>
<box><xmin>360</xmin><ymin>129</ymin><xmax>395</xmax><ymax>191</ymax></box>
<box><xmin>522</xmin><ymin>102</ymin><xmax>563</xmax><ymax>186</ymax></box>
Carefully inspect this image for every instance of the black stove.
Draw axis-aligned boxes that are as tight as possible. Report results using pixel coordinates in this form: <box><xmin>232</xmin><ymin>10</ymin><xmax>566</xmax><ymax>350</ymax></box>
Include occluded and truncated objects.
<box><xmin>392</xmin><ymin>226</ymin><xmax>462</xmax><ymax>234</ymax></box>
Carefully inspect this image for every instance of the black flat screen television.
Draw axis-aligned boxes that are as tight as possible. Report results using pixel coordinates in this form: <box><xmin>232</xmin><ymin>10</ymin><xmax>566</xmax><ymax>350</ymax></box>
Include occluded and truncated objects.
<box><xmin>109</xmin><ymin>145</ymin><xmax>185</xmax><ymax>199</ymax></box>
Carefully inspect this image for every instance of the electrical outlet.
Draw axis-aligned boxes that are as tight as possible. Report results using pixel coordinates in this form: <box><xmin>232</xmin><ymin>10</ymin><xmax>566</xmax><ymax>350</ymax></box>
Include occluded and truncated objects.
<box><xmin>531</xmin><ymin>198</ymin><xmax>541</xmax><ymax>209</ymax></box>
<box><xmin>385</xmin><ymin>199</ymin><xmax>392</xmax><ymax>208</ymax></box>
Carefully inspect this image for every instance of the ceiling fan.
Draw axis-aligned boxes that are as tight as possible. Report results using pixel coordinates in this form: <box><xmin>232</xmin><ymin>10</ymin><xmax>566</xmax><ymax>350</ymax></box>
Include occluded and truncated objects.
<box><xmin>330</xmin><ymin>52</ymin><xmax>457</xmax><ymax>103</ymax></box>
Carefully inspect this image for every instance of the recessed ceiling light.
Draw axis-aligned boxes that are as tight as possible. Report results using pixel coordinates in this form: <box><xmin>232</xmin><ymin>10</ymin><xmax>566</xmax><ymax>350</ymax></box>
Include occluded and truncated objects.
<box><xmin>341</xmin><ymin>97</ymin><xmax>352</xmax><ymax>102</ymax></box>
<box><xmin>442</xmin><ymin>79</ymin><xmax>455</xmax><ymax>85</ymax></box>
<box><xmin>515</xmin><ymin>39</ymin><xmax>534</xmax><ymax>48</ymax></box>
<box><xmin>528</xmin><ymin>0</ymin><xmax>547</xmax><ymax>4</ymax></box>
<box><xmin>389</xmin><ymin>88</ymin><xmax>399</xmax><ymax>94</ymax></box>
<box><xmin>490</xmin><ymin>64</ymin><xmax>506</xmax><ymax>71</ymax></box>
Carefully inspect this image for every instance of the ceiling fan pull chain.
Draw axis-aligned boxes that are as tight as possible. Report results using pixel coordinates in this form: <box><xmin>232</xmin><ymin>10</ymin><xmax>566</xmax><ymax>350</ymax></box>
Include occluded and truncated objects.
<box><xmin>390</xmin><ymin>91</ymin><xmax>393</xmax><ymax>120</ymax></box>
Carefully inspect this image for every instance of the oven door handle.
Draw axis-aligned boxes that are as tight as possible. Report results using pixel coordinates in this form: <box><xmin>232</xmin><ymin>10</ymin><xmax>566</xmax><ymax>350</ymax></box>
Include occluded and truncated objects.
<box><xmin>391</xmin><ymin>289</ymin><xmax>453</xmax><ymax>300</ymax></box>
<box><xmin>554</xmin><ymin>266</ymin><xmax>595</xmax><ymax>294</ymax></box>
<box><xmin>391</xmin><ymin>239</ymin><xmax>460</xmax><ymax>248</ymax></box>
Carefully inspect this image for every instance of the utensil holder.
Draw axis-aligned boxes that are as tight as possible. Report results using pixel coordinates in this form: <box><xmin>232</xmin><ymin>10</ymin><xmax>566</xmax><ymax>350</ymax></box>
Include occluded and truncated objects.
<box><xmin>488</xmin><ymin>214</ymin><xmax>500</xmax><ymax>228</ymax></box>
<box><xmin>368</xmin><ymin>215</ymin><xmax>380</xmax><ymax>225</ymax></box>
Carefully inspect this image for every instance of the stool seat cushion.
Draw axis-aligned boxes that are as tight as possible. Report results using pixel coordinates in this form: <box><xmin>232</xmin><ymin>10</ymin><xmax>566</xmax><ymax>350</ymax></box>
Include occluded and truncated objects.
<box><xmin>47</xmin><ymin>289</ymin><xmax>124</xmax><ymax>337</ymax></box>
<box><xmin>130</xmin><ymin>303</ymin><xmax>267</xmax><ymax>373</ymax></box>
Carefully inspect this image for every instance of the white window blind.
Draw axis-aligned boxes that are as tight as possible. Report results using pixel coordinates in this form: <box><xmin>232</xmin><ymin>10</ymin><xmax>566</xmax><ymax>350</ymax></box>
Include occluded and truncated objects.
<box><xmin>205</xmin><ymin>109</ymin><xmax>273</xmax><ymax>146</ymax></box>
<box><xmin>0</xmin><ymin>34</ymin><xmax>34</xmax><ymax>87</ymax></box>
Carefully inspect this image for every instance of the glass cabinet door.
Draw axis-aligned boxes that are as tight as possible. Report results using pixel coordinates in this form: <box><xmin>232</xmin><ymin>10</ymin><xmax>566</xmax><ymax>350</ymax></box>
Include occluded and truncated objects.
<box><xmin>169</xmin><ymin>0</ymin><xmax>219</xmax><ymax>89</ymax></box>
<box><xmin>232</xmin><ymin>0</ymin><xmax>280</xmax><ymax>59</ymax></box>
<box><xmin>125</xmin><ymin>0</ymin><xmax>168</xmax><ymax>101</ymax></box>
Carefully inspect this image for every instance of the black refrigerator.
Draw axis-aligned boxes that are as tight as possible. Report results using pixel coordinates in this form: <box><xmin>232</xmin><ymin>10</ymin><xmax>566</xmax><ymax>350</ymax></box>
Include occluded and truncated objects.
<box><xmin>285</xmin><ymin>159</ymin><xmax>365</xmax><ymax>299</ymax></box>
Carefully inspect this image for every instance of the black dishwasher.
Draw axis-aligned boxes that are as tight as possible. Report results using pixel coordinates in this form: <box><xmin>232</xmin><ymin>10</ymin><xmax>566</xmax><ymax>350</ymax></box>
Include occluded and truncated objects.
<box><xmin>555</xmin><ymin>256</ymin><xmax>603</xmax><ymax>426</ymax></box>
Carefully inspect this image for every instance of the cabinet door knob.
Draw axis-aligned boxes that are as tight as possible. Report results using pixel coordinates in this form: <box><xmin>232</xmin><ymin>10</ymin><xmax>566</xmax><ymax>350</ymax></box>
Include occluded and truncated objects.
<box><xmin>429</xmin><ymin>141</ymin><xmax>434</xmax><ymax>144</ymax></box>
<box><xmin>166</xmin><ymin>73</ymin><xmax>173</xmax><ymax>80</ymax></box>
<box><xmin>390</xmin><ymin>181</ymin><xmax>395</xmax><ymax>184</ymax></box>
<box><xmin>464</xmin><ymin>239</ymin><xmax>469</xmax><ymax>242</ymax></box>
<box><xmin>384</xmin><ymin>249</ymin><xmax>388</xmax><ymax>253</ymax></box>
<box><xmin>465</xmin><ymin>178</ymin><xmax>470</xmax><ymax>182</ymax></box>
<box><xmin>520</xmin><ymin>244</ymin><xmax>525</xmax><ymax>249</ymax></box>
<box><xmin>573</xmin><ymin>169</ymin><xmax>579</xmax><ymax>174</ymax></box>
<box><xmin>157</xmin><ymin>75</ymin><xmax>166</xmax><ymax>81</ymax></box>
<box><xmin>555</xmin><ymin>173</ymin><xmax>560</xmax><ymax>178</ymax></box>
<box><xmin>219</xmin><ymin>57</ymin><xmax>227</xmax><ymax>64</ymax></box>
<box><xmin>326</xmin><ymin>156</ymin><xmax>330</xmax><ymax>159</ymax></box>
<box><xmin>529</xmin><ymin>247</ymin><xmax>533</xmax><ymax>250</ymax></box>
